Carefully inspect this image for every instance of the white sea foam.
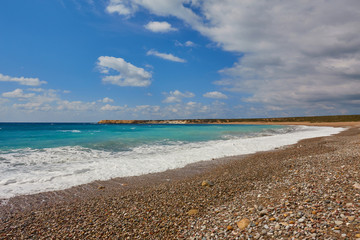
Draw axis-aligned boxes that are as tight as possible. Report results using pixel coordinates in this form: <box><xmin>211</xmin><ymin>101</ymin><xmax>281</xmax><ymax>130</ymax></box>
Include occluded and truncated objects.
<box><xmin>58</xmin><ymin>130</ymin><xmax>81</xmax><ymax>133</ymax></box>
<box><xmin>0</xmin><ymin>126</ymin><xmax>344</xmax><ymax>199</ymax></box>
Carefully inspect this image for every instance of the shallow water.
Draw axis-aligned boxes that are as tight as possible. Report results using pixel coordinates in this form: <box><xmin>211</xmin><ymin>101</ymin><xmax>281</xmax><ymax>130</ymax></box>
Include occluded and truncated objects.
<box><xmin>0</xmin><ymin>123</ymin><xmax>343</xmax><ymax>198</ymax></box>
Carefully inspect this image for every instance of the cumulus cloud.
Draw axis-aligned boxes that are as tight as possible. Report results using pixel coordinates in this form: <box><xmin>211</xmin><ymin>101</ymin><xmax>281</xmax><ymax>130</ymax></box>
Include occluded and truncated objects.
<box><xmin>100</xmin><ymin>104</ymin><xmax>125</xmax><ymax>111</ymax></box>
<box><xmin>98</xmin><ymin>97</ymin><xmax>114</xmax><ymax>103</ymax></box>
<box><xmin>106</xmin><ymin>0</ymin><xmax>137</xmax><ymax>16</ymax></box>
<box><xmin>57</xmin><ymin>100</ymin><xmax>97</xmax><ymax>111</ymax></box>
<box><xmin>203</xmin><ymin>91</ymin><xmax>228</xmax><ymax>99</ymax></box>
<box><xmin>163</xmin><ymin>90</ymin><xmax>195</xmax><ymax>103</ymax></box>
<box><xmin>146</xmin><ymin>49</ymin><xmax>186</xmax><ymax>63</ymax></box>
<box><xmin>106</xmin><ymin>0</ymin><xmax>201</xmax><ymax>26</ymax></box>
<box><xmin>2</xmin><ymin>89</ymin><xmax>35</xmax><ymax>99</ymax></box>
<box><xmin>175</xmin><ymin>40</ymin><xmax>196</xmax><ymax>47</ymax></box>
<box><xmin>144</xmin><ymin>21</ymin><xmax>177</xmax><ymax>33</ymax></box>
<box><xmin>0</xmin><ymin>73</ymin><xmax>46</xmax><ymax>86</ymax></box>
<box><xmin>185</xmin><ymin>41</ymin><xmax>195</xmax><ymax>47</ymax></box>
<box><xmin>97</xmin><ymin>56</ymin><xmax>152</xmax><ymax>87</ymax></box>
<box><xmin>105</xmin><ymin>0</ymin><xmax>360</xmax><ymax>115</ymax></box>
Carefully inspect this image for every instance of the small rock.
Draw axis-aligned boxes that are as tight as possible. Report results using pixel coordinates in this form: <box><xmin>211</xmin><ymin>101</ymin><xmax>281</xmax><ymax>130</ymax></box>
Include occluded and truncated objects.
<box><xmin>275</xmin><ymin>224</ymin><xmax>280</xmax><ymax>230</ymax></box>
<box><xmin>226</xmin><ymin>225</ymin><xmax>233</xmax><ymax>231</ymax></box>
<box><xmin>248</xmin><ymin>208</ymin><xmax>255</xmax><ymax>213</ymax></box>
<box><xmin>354</xmin><ymin>182</ymin><xmax>360</xmax><ymax>189</ymax></box>
<box><xmin>289</xmin><ymin>220</ymin><xmax>295</xmax><ymax>224</ymax></box>
<box><xmin>98</xmin><ymin>186</ymin><xmax>105</xmax><ymax>190</ymax></box>
<box><xmin>269</xmin><ymin>217</ymin><xmax>276</xmax><ymax>221</ymax></box>
<box><xmin>187</xmin><ymin>209</ymin><xmax>199</xmax><ymax>215</ymax></box>
<box><xmin>348</xmin><ymin>216</ymin><xmax>355</xmax><ymax>221</ymax></box>
<box><xmin>355</xmin><ymin>233</ymin><xmax>360</xmax><ymax>238</ymax></box>
<box><xmin>298</xmin><ymin>218</ymin><xmax>305</xmax><ymax>223</ymax></box>
<box><xmin>237</xmin><ymin>218</ymin><xmax>250</xmax><ymax>230</ymax></box>
<box><xmin>201</xmin><ymin>180</ymin><xmax>214</xmax><ymax>187</ymax></box>
<box><xmin>334</xmin><ymin>221</ymin><xmax>343</xmax><ymax>225</ymax></box>
<box><xmin>259</xmin><ymin>209</ymin><xmax>268</xmax><ymax>216</ymax></box>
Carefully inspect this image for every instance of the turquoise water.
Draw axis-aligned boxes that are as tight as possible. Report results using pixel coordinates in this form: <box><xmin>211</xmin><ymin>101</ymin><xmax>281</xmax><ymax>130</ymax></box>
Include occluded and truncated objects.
<box><xmin>0</xmin><ymin>123</ymin><xmax>284</xmax><ymax>152</ymax></box>
<box><xmin>0</xmin><ymin>123</ymin><xmax>342</xmax><ymax>199</ymax></box>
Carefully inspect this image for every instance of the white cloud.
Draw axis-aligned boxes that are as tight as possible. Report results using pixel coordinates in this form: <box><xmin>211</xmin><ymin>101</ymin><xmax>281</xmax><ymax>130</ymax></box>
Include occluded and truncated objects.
<box><xmin>106</xmin><ymin>0</ymin><xmax>201</xmax><ymax>26</ymax></box>
<box><xmin>147</xmin><ymin>49</ymin><xmax>186</xmax><ymax>63</ymax></box>
<box><xmin>28</xmin><ymin>88</ymin><xmax>45</xmax><ymax>92</ymax></box>
<box><xmin>106</xmin><ymin>0</ymin><xmax>137</xmax><ymax>16</ymax></box>
<box><xmin>0</xmin><ymin>73</ymin><xmax>46</xmax><ymax>86</ymax></box>
<box><xmin>13</xmin><ymin>102</ymin><xmax>52</xmax><ymax>111</ymax></box>
<box><xmin>175</xmin><ymin>40</ymin><xmax>196</xmax><ymax>47</ymax></box>
<box><xmin>144</xmin><ymin>21</ymin><xmax>177</xmax><ymax>33</ymax></box>
<box><xmin>105</xmin><ymin>0</ymin><xmax>360</xmax><ymax>114</ymax></box>
<box><xmin>98</xmin><ymin>97</ymin><xmax>114</xmax><ymax>103</ymax></box>
<box><xmin>185</xmin><ymin>41</ymin><xmax>195</xmax><ymax>47</ymax></box>
<box><xmin>100</xmin><ymin>104</ymin><xmax>125</xmax><ymax>111</ymax></box>
<box><xmin>97</xmin><ymin>56</ymin><xmax>152</xmax><ymax>87</ymax></box>
<box><xmin>163</xmin><ymin>90</ymin><xmax>195</xmax><ymax>103</ymax></box>
<box><xmin>2</xmin><ymin>89</ymin><xmax>35</xmax><ymax>98</ymax></box>
<box><xmin>57</xmin><ymin>100</ymin><xmax>96</xmax><ymax>111</ymax></box>
<box><xmin>203</xmin><ymin>91</ymin><xmax>228</xmax><ymax>99</ymax></box>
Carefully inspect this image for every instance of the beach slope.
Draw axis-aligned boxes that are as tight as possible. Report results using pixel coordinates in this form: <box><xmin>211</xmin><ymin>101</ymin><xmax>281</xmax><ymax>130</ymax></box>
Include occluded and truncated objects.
<box><xmin>1</xmin><ymin>126</ymin><xmax>360</xmax><ymax>239</ymax></box>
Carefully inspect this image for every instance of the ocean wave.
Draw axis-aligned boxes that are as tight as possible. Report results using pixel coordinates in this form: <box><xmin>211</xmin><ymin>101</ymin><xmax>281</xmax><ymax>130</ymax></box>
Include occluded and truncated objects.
<box><xmin>57</xmin><ymin>130</ymin><xmax>81</xmax><ymax>133</ymax></box>
<box><xmin>0</xmin><ymin>126</ymin><xmax>344</xmax><ymax>199</ymax></box>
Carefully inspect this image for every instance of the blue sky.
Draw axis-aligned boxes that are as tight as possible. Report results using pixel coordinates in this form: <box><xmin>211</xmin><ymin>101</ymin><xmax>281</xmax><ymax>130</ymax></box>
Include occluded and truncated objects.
<box><xmin>0</xmin><ymin>0</ymin><xmax>359</xmax><ymax>122</ymax></box>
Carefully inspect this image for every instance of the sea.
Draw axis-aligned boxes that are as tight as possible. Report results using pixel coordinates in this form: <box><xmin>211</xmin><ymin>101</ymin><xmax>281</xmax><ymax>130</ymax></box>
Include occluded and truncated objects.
<box><xmin>0</xmin><ymin>122</ymin><xmax>343</xmax><ymax>199</ymax></box>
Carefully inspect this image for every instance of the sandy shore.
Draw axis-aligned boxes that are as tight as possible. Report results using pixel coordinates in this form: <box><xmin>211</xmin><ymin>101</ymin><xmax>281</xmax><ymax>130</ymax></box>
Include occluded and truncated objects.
<box><xmin>1</xmin><ymin>125</ymin><xmax>360</xmax><ymax>239</ymax></box>
<box><xmin>217</xmin><ymin>121</ymin><xmax>360</xmax><ymax>127</ymax></box>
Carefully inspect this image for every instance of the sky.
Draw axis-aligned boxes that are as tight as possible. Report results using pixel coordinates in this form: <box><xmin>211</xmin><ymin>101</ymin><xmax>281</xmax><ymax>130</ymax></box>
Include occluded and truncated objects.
<box><xmin>0</xmin><ymin>0</ymin><xmax>359</xmax><ymax>122</ymax></box>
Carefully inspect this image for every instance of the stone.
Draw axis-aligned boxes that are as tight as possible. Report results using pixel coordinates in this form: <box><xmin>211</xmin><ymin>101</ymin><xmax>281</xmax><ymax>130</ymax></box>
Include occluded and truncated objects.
<box><xmin>275</xmin><ymin>224</ymin><xmax>280</xmax><ymax>230</ymax></box>
<box><xmin>355</xmin><ymin>233</ymin><xmax>360</xmax><ymax>238</ymax></box>
<box><xmin>354</xmin><ymin>182</ymin><xmax>360</xmax><ymax>189</ymax></box>
<box><xmin>289</xmin><ymin>220</ymin><xmax>295</xmax><ymax>224</ymax></box>
<box><xmin>259</xmin><ymin>210</ymin><xmax>268</xmax><ymax>216</ymax></box>
<box><xmin>269</xmin><ymin>217</ymin><xmax>276</xmax><ymax>221</ymax></box>
<box><xmin>334</xmin><ymin>221</ymin><xmax>343</xmax><ymax>225</ymax></box>
<box><xmin>187</xmin><ymin>209</ymin><xmax>199</xmax><ymax>215</ymax></box>
<box><xmin>348</xmin><ymin>216</ymin><xmax>355</xmax><ymax>221</ymax></box>
<box><xmin>226</xmin><ymin>225</ymin><xmax>233</xmax><ymax>231</ymax></box>
<box><xmin>98</xmin><ymin>186</ymin><xmax>105</xmax><ymax>190</ymax></box>
<box><xmin>237</xmin><ymin>218</ymin><xmax>250</xmax><ymax>230</ymax></box>
<box><xmin>248</xmin><ymin>208</ymin><xmax>255</xmax><ymax>213</ymax></box>
<box><xmin>201</xmin><ymin>180</ymin><xmax>214</xmax><ymax>187</ymax></box>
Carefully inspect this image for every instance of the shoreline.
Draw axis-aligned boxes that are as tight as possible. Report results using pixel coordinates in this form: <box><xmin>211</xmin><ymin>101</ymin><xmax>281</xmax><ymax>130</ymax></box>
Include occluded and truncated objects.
<box><xmin>0</xmin><ymin>124</ymin><xmax>343</xmax><ymax>200</ymax></box>
<box><xmin>0</xmin><ymin>124</ymin><xmax>344</xmax><ymax>202</ymax></box>
<box><xmin>1</xmin><ymin>124</ymin><xmax>360</xmax><ymax>238</ymax></box>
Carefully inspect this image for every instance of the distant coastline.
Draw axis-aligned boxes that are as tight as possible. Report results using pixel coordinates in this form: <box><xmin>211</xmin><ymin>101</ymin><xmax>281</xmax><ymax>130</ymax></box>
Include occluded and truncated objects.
<box><xmin>98</xmin><ymin>114</ymin><xmax>360</xmax><ymax>126</ymax></box>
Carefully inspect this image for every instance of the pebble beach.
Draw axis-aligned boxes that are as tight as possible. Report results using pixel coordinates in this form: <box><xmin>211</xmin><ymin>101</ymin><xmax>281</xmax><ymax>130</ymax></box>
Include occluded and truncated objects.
<box><xmin>1</xmin><ymin>125</ymin><xmax>360</xmax><ymax>239</ymax></box>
